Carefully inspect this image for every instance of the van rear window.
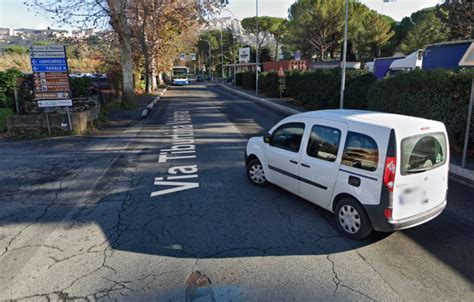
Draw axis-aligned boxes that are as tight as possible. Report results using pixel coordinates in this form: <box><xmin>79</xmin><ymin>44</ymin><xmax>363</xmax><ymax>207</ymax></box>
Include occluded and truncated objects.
<box><xmin>401</xmin><ymin>132</ymin><xmax>447</xmax><ymax>175</ymax></box>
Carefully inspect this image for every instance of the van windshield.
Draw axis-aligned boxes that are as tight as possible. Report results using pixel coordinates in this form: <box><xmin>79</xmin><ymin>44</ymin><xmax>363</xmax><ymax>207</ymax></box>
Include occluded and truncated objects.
<box><xmin>401</xmin><ymin>132</ymin><xmax>447</xmax><ymax>175</ymax></box>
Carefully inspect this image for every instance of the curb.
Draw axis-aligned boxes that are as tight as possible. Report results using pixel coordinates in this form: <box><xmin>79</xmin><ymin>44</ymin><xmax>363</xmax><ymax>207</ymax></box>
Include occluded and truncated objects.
<box><xmin>218</xmin><ymin>84</ymin><xmax>474</xmax><ymax>183</ymax></box>
<box><xmin>449</xmin><ymin>164</ymin><xmax>474</xmax><ymax>186</ymax></box>
<box><xmin>141</xmin><ymin>86</ymin><xmax>169</xmax><ymax>118</ymax></box>
<box><xmin>219</xmin><ymin>84</ymin><xmax>300</xmax><ymax>116</ymax></box>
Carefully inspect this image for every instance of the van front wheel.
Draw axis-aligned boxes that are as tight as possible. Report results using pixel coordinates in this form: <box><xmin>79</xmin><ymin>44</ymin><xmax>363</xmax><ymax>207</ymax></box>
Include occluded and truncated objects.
<box><xmin>335</xmin><ymin>198</ymin><xmax>372</xmax><ymax>240</ymax></box>
<box><xmin>246</xmin><ymin>158</ymin><xmax>268</xmax><ymax>186</ymax></box>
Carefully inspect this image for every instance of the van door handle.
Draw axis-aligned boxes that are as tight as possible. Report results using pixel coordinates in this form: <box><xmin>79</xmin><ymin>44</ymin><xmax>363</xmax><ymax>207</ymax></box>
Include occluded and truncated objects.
<box><xmin>289</xmin><ymin>160</ymin><xmax>298</xmax><ymax>164</ymax></box>
<box><xmin>301</xmin><ymin>163</ymin><xmax>310</xmax><ymax>168</ymax></box>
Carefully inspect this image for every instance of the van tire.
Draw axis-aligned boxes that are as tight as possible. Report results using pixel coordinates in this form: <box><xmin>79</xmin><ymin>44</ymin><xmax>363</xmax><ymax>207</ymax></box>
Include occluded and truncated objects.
<box><xmin>335</xmin><ymin>198</ymin><xmax>372</xmax><ymax>240</ymax></box>
<box><xmin>246</xmin><ymin>158</ymin><xmax>268</xmax><ymax>186</ymax></box>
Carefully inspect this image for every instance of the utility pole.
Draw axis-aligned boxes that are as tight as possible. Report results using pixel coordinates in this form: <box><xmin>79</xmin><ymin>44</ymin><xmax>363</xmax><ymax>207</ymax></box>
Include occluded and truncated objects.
<box><xmin>256</xmin><ymin>0</ymin><xmax>259</xmax><ymax>96</ymax></box>
<box><xmin>339</xmin><ymin>0</ymin><xmax>349</xmax><ymax>109</ymax></box>
<box><xmin>220</xmin><ymin>29</ymin><xmax>224</xmax><ymax>82</ymax></box>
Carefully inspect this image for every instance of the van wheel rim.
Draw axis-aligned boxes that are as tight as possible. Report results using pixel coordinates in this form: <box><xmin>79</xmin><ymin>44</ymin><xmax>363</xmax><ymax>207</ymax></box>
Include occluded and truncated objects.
<box><xmin>338</xmin><ymin>205</ymin><xmax>361</xmax><ymax>234</ymax></box>
<box><xmin>249</xmin><ymin>163</ymin><xmax>266</xmax><ymax>184</ymax></box>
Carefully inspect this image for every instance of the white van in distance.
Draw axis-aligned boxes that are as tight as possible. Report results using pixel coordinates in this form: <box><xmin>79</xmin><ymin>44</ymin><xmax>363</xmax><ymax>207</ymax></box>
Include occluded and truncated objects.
<box><xmin>245</xmin><ymin>110</ymin><xmax>449</xmax><ymax>239</ymax></box>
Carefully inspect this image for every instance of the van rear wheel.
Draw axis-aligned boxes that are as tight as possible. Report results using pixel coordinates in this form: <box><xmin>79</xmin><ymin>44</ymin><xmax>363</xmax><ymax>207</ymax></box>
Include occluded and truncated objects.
<box><xmin>335</xmin><ymin>198</ymin><xmax>372</xmax><ymax>240</ymax></box>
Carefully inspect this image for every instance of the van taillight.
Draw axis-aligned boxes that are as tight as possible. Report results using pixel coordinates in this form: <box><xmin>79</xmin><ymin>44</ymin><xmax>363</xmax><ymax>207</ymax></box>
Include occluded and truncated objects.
<box><xmin>383</xmin><ymin>156</ymin><xmax>396</xmax><ymax>192</ymax></box>
<box><xmin>384</xmin><ymin>208</ymin><xmax>392</xmax><ymax>219</ymax></box>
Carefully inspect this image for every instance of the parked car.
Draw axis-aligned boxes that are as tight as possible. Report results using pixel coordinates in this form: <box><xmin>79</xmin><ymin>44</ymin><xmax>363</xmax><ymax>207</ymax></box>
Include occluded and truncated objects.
<box><xmin>245</xmin><ymin>110</ymin><xmax>449</xmax><ymax>239</ymax></box>
<box><xmin>196</xmin><ymin>75</ymin><xmax>204</xmax><ymax>82</ymax></box>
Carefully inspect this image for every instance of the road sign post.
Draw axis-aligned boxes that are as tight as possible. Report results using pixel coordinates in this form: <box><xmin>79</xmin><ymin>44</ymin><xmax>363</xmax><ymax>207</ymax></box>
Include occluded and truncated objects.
<box><xmin>277</xmin><ymin>66</ymin><xmax>285</xmax><ymax>99</ymax></box>
<box><xmin>30</xmin><ymin>45</ymin><xmax>73</xmax><ymax>133</ymax></box>
<box><xmin>459</xmin><ymin>42</ymin><xmax>473</xmax><ymax>169</ymax></box>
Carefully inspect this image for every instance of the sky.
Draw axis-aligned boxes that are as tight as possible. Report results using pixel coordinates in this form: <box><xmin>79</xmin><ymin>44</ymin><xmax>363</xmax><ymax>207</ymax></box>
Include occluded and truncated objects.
<box><xmin>0</xmin><ymin>0</ymin><xmax>442</xmax><ymax>30</ymax></box>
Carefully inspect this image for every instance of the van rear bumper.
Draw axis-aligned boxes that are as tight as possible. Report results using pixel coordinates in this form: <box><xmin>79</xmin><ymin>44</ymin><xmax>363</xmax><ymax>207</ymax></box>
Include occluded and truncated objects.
<box><xmin>365</xmin><ymin>200</ymin><xmax>447</xmax><ymax>232</ymax></box>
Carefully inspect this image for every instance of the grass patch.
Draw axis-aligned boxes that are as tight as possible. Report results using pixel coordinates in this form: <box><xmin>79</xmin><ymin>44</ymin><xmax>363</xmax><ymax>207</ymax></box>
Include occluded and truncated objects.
<box><xmin>0</xmin><ymin>108</ymin><xmax>14</xmax><ymax>133</ymax></box>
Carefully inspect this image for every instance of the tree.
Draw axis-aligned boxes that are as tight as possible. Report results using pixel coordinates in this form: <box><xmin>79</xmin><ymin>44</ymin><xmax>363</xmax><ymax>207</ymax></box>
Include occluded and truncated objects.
<box><xmin>108</xmin><ymin>0</ymin><xmax>134</xmax><ymax>102</ymax></box>
<box><xmin>398</xmin><ymin>11</ymin><xmax>448</xmax><ymax>54</ymax></box>
<box><xmin>288</xmin><ymin>0</ymin><xmax>345</xmax><ymax>60</ymax></box>
<box><xmin>267</xmin><ymin>18</ymin><xmax>288</xmax><ymax>61</ymax></box>
<box><xmin>355</xmin><ymin>12</ymin><xmax>394</xmax><ymax>59</ymax></box>
<box><xmin>241</xmin><ymin>16</ymin><xmax>282</xmax><ymax>50</ymax></box>
<box><xmin>438</xmin><ymin>0</ymin><xmax>473</xmax><ymax>40</ymax></box>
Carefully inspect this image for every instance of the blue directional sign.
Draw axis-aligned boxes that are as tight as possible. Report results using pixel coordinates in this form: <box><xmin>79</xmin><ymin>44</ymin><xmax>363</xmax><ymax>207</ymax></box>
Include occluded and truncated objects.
<box><xmin>31</xmin><ymin>58</ymin><xmax>67</xmax><ymax>65</ymax></box>
<box><xmin>32</xmin><ymin>65</ymin><xmax>68</xmax><ymax>72</ymax></box>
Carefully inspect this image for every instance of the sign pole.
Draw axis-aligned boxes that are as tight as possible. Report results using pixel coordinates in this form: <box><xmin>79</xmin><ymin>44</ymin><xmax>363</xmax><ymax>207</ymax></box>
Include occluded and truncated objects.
<box><xmin>461</xmin><ymin>78</ymin><xmax>473</xmax><ymax>169</ymax></box>
<box><xmin>66</xmin><ymin>106</ymin><xmax>73</xmax><ymax>132</ymax></box>
<box><xmin>45</xmin><ymin>113</ymin><xmax>51</xmax><ymax>135</ymax></box>
<box><xmin>14</xmin><ymin>89</ymin><xmax>20</xmax><ymax>115</ymax></box>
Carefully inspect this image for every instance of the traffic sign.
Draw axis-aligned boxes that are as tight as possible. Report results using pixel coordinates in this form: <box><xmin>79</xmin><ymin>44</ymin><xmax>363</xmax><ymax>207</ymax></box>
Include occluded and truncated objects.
<box><xmin>34</xmin><ymin>72</ymin><xmax>69</xmax><ymax>80</ymax></box>
<box><xmin>31</xmin><ymin>45</ymin><xmax>65</xmax><ymax>52</ymax></box>
<box><xmin>29</xmin><ymin>44</ymin><xmax>71</xmax><ymax>101</ymax></box>
<box><xmin>31</xmin><ymin>58</ymin><xmax>67</xmax><ymax>65</ymax></box>
<box><xmin>30</xmin><ymin>52</ymin><xmax>66</xmax><ymax>58</ymax></box>
<box><xmin>32</xmin><ymin>65</ymin><xmax>68</xmax><ymax>72</ymax></box>
<box><xmin>278</xmin><ymin>66</ymin><xmax>285</xmax><ymax>78</ymax></box>
<box><xmin>37</xmin><ymin>99</ymin><xmax>72</xmax><ymax>108</ymax></box>
<box><xmin>34</xmin><ymin>92</ymin><xmax>70</xmax><ymax>100</ymax></box>
<box><xmin>294</xmin><ymin>50</ymin><xmax>301</xmax><ymax>61</ymax></box>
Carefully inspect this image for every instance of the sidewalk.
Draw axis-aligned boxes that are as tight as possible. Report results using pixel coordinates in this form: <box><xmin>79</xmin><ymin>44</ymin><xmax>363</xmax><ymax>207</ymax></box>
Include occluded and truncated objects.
<box><xmin>218</xmin><ymin>83</ymin><xmax>474</xmax><ymax>184</ymax></box>
<box><xmin>107</xmin><ymin>86</ymin><xmax>168</xmax><ymax>128</ymax></box>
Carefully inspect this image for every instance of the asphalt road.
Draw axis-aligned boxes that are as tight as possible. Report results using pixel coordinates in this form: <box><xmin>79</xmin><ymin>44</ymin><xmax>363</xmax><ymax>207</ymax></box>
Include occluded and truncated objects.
<box><xmin>0</xmin><ymin>84</ymin><xmax>472</xmax><ymax>301</ymax></box>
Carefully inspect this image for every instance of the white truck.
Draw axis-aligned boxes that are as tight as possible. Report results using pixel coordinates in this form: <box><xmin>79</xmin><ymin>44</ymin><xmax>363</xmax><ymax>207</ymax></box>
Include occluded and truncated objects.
<box><xmin>387</xmin><ymin>50</ymin><xmax>423</xmax><ymax>76</ymax></box>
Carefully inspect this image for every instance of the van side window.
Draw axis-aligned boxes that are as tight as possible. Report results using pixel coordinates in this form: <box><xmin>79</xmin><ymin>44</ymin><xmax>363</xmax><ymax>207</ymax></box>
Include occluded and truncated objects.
<box><xmin>271</xmin><ymin>122</ymin><xmax>305</xmax><ymax>153</ymax></box>
<box><xmin>342</xmin><ymin>132</ymin><xmax>379</xmax><ymax>171</ymax></box>
<box><xmin>307</xmin><ymin>125</ymin><xmax>341</xmax><ymax>162</ymax></box>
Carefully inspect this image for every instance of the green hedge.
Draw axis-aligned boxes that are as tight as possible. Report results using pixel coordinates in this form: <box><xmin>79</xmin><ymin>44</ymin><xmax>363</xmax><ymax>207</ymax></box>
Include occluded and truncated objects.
<box><xmin>260</xmin><ymin>72</ymin><xmax>280</xmax><ymax>98</ymax></box>
<box><xmin>368</xmin><ymin>69</ymin><xmax>473</xmax><ymax>149</ymax></box>
<box><xmin>236</xmin><ymin>69</ymin><xmax>376</xmax><ymax>109</ymax></box>
<box><xmin>69</xmin><ymin>77</ymin><xmax>93</xmax><ymax>98</ymax></box>
<box><xmin>285</xmin><ymin>69</ymin><xmax>376</xmax><ymax>109</ymax></box>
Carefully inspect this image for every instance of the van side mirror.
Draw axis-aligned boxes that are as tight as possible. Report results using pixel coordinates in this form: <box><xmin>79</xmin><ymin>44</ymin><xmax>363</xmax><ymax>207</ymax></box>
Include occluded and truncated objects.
<box><xmin>263</xmin><ymin>133</ymin><xmax>272</xmax><ymax>144</ymax></box>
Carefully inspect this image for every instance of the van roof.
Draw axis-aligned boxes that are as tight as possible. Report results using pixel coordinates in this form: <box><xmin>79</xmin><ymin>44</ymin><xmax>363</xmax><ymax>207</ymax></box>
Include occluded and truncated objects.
<box><xmin>293</xmin><ymin>109</ymin><xmax>441</xmax><ymax>130</ymax></box>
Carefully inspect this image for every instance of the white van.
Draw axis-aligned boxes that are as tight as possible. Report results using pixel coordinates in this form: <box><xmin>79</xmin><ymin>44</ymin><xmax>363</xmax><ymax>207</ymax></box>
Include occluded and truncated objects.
<box><xmin>245</xmin><ymin>110</ymin><xmax>449</xmax><ymax>239</ymax></box>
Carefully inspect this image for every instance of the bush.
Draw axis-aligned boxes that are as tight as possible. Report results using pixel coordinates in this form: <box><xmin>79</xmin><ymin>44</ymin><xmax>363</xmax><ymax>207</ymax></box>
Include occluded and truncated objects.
<box><xmin>260</xmin><ymin>72</ymin><xmax>280</xmax><ymax>98</ymax></box>
<box><xmin>284</xmin><ymin>69</ymin><xmax>375</xmax><ymax>109</ymax></box>
<box><xmin>0</xmin><ymin>108</ymin><xmax>13</xmax><ymax>132</ymax></box>
<box><xmin>241</xmin><ymin>71</ymin><xmax>256</xmax><ymax>90</ymax></box>
<box><xmin>69</xmin><ymin>77</ymin><xmax>92</xmax><ymax>98</ymax></box>
<box><xmin>367</xmin><ymin>69</ymin><xmax>473</xmax><ymax>150</ymax></box>
<box><xmin>235</xmin><ymin>72</ymin><xmax>243</xmax><ymax>86</ymax></box>
<box><xmin>0</xmin><ymin>68</ymin><xmax>22</xmax><ymax>109</ymax></box>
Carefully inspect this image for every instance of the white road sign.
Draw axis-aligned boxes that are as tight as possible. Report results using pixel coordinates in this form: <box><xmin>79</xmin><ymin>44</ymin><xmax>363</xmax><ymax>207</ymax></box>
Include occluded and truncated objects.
<box><xmin>30</xmin><ymin>45</ymin><xmax>65</xmax><ymax>52</ymax></box>
<box><xmin>30</xmin><ymin>52</ymin><xmax>67</xmax><ymax>58</ymax></box>
<box><xmin>239</xmin><ymin>47</ymin><xmax>250</xmax><ymax>63</ymax></box>
<box><xmin>37</xmin><ymin>99</ymin><xmax>72</xmax><ymax>108</ymax></box>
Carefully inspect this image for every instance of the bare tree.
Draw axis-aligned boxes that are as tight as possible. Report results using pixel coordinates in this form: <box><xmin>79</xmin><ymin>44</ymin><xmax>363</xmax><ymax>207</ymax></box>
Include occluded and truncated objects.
<box><xmin>29</xmin><ymin>0</ymin><xmax>134</xmax><ymax>102</ymax></box>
